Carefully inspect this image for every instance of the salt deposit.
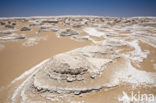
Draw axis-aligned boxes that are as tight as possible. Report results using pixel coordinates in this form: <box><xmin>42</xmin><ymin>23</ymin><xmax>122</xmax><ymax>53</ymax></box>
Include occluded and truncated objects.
<box><xmin>22</xmin><ymin>36</ymin><xmax>47</xmax><ymax>47</ymax></box>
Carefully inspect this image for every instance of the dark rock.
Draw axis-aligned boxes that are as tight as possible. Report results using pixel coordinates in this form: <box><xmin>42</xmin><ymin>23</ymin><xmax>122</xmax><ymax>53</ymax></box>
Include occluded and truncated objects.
<box><xmin>5</xmin><ymin>25</ymin><xmax>14</xmax><ymax>29</ymax></box>
<box><xmin>20</xmin><ymin>27</ymin><xmax>31</xmax><ymax>31</ymax></box>
<box><xmin>12</xmin><ymin>23</ymin><xmax>16</xmax><ymax>26</ymax></box>
<box><xmin>0</xmin><ymin>22</ymin><xmax>5</xmax><ymax>25</ymax></box>
<box><xmin>42</xmin><ymin>19</ymin><xmax>58</xmax><ymax>24</ymax></box>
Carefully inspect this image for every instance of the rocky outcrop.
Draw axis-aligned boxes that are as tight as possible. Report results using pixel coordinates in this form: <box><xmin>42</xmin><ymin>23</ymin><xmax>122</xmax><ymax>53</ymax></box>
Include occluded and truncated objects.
<box><xmin>20</xmin><ymin>27</ymin><xmax>31</xmax><ymax>31</ymax></box>
<box><xmin>5</xmin><ymin>24</ymin><xmax>14</xmax><ymax>29</ymax></box>
<box><xmin>0</xmin><ymin>21</ymin><xmax>6</xmax><ymax>25</ymax></box>
<box><xmin>38</xmin><ymin>25</ymin><xmax>59</xmax><ymax>33</ymax></box>
<box><xmin>72</xmin><ymin>22</ymin><xmax>83</xmax><ymax>28</ymax></box>
<box><xmin>10</xmin><ymin>44</ymin><xmax>121</xmax><ymax>102</ymax></box>
<box><xmin>57</xmin><ymin>28</ymin><xmax>79</xmax><ymax>37</ymax></box>
<box><xmin>41</xmin><ymin>19</ymin><xmax>58</xmax><ymax>24</ymax></box>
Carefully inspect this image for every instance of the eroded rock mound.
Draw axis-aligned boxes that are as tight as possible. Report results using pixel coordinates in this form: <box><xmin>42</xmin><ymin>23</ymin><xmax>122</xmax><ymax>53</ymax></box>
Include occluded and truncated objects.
<box><xmin>20</xmin><ymin>27</ymin><xmax>31</xmax><ymax>31</ymax></box>
<box><xmin>12</xmin><ymin>45</ymin><xmax>124</xmax><ymax>103</ymax></box>
<box><xmin>38</xmin><ymin>25</ymin><xmax>59</xmax><ymax>33</ymax></box>
<box><xmin>57</xmin><ymin>28</ymin><xmax>79</xmax><ymax>37</ymax></box>
<box><xmin>5</xmin><ymin>24</ymin><xmax>14</xmax><ymax>29</ymax></box>
<box><xmin>72</xmin><ymin>22</ymin><xmax>83</xmax><ymax>28</ymax></box>
<box><xmin>41</xmin><ymin>19</ymin><xmax>59</xmax><ymax>24</ymax></box>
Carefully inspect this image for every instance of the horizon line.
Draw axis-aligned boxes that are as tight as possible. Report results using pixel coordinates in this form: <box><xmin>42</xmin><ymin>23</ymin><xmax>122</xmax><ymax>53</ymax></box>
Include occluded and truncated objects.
<box><xmin>0</xmin><ymin>15</ymin><xmax>156</xmax><ymax>19</ymax></box>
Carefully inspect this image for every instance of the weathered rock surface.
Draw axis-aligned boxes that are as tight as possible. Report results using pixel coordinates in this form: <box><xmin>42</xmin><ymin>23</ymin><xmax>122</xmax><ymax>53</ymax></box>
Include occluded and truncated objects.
<box><xmin>41</xmin><ymin>19</ymin><xmax>59</xmax><ymax>24</ymax></box>
<box><xmin>72</xmin><ymin>22</ymin><xmax>83</xmax><ymax>28</ymax></box>
<box><xmin>20</xmin><ymin>27</ymin><xmax>31</xmax><ymax>31</ymax></box>
<box><xmin>38</xmin><ymin>25</ymin><xmax>59</xmax><ymax>33</ymax></box>
<box><xmin>5</xmin><ymin>24</ymin><xmax>14</xmax><ymax>29</ymax></box>
<box><xmin>57</xmin><ymin>28</ymin><xmax>79</xmax><ymax>37</ymax></box>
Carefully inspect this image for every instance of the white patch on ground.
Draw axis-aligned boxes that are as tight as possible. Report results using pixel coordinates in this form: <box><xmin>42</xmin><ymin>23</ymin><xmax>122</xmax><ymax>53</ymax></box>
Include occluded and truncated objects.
<box><xmin>22</xmin><ymin>36</ymin><xmax>47</xmax><ymax>47</ymax></box>
<box><xmin>101</xmin><ymin>38</ymin><xmax>127</xmax><ymax>47</ymax></box>
<box><xmin>0</xmin><ymin>29</ymin><xmax>16</xmax><ymax>34</ymax></box>
<box><xmin>84</xmin><ymin>27</ymin><xmax>105</xmax><ymax>37</ymax></box>
<box><xmin>0</xmin><ymin>33</ymin><xmax>25</xmax><ymax>40</ymax></box>
<box><xmin>11</xmin><ymin>58</ymin><xmax>50</xmax><ymax>103</ymax></box>
<box><xmin>127</xmin><ymin>40</ymin><xmax>150</xmax><ymax>62</ymax></box>
<box><xmin>87</xmin><ymin>58</ymin><xmax>112</xmax><ymax>73</ymax></box>
<box><xmin>113</xmin><ymin>60</ymin><xmax>156</xmax><ymax>87</ymax></box>
<box><xmin>100</xmin><ymin>38</ymin><xmax>149</xmax><ymax>62</ymax></box>
<box><xmin>72</xmin><ymin>35</ymin><xmax>97</xmax><ymax>43</ymax></box>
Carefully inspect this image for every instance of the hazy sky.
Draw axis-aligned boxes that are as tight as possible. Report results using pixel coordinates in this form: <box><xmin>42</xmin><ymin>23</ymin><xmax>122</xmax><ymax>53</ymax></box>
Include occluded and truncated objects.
<box><xmin>0</xmin><ymin>0</ymin><xmax>156</xmax><ymax>17</ymax></box>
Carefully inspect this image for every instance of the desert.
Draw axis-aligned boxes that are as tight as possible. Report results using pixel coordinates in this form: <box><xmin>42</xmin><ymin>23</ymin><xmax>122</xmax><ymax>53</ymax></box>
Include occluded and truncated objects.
<box><xmin>0</xmin><ymin>16</ymin><xmax>155</xmax><ymax>103</ymax></box>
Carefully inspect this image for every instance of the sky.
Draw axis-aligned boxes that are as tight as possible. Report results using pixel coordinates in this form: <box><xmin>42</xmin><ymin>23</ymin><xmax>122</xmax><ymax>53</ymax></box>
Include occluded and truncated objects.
<box><xmin>0</xmin><ymin>0</ymin><xmax>156</xmax><ymax>17</ymax></box>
